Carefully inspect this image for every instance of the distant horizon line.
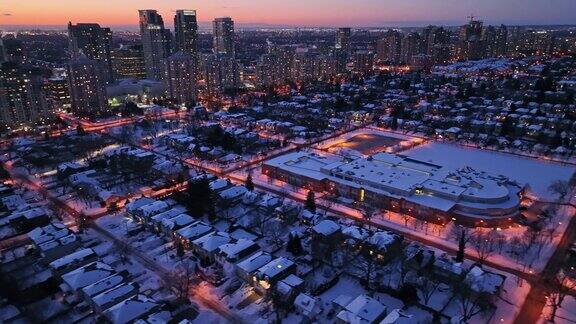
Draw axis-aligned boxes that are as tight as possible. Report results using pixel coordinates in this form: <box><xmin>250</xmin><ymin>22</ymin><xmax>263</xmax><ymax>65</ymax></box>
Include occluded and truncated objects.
<box><xmin>2</xmin><ymin>21</ymin><xmax>576</xmax><ymax>32</ymax></box>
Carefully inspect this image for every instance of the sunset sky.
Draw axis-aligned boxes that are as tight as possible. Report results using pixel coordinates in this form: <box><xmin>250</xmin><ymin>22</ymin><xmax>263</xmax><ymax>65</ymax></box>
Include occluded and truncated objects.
<box><xmin>1</xmin><ymin>0</ymin><xmax>576</xmax><ymax>29</ymax></box>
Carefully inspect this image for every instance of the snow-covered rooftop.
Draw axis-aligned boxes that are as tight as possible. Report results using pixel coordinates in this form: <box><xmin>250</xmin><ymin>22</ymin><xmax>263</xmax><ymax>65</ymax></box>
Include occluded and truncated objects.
<box><xmin>104</xmin><ymin>294</ymin><xmax>159</xmax><ymax>324</ymax></box>
<box><xmin>176</xmin><ymin>221</ymin><xmax>213</xmax><ymax>241</ymax></box>
<box><xmin>236</xmin><ymin>251</ymin><xmax>273</xmax><ymax>274</ymax></box>
<box><xmin>312</xmin><ymin>220</ymin><xmax>341</xmax><ymax>236</ymax></box>
<box><xmin>264</xmin><ymin>150</ymin><xmax>523</xmax><ymax>217</ymax></box>
<box><xmin>61</xmin><ymin>261</ymin><xmax>115</xmax><ymax>290</ymax></box>
<box><xmin>256</xmin><ymin>257</ymin><xmax>295</xmax><ymax>280</ymax></box>
<box><xmin>337</xmin><ymin>294</ymin><xmax>387</xmax><ymax>323</ymax></box>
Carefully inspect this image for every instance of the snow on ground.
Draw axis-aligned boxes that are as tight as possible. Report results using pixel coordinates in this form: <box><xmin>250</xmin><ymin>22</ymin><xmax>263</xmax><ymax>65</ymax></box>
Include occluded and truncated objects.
<box><xmin>194</xmin><ymin>310</ymin><xmax>228</xmax><ymax>324</ymax></box>
<box><xmin>315</xmin><ymin>127</ymin><xmax>416</xmax><ymax>150</ymax></box>
<box><xmin>483</xmin><ymin>268</ymin><xmax>532</xmax><ymax>324</ymax></box>
<box><xmin>540</xmin><ymin>295</ymin><xmax>576</xmax><ymax>323</ymax></box>
<box><xmin>317</xmin><ymin>275</ymin><xmax>367</xmax><ymax>307</ymax></box>
<box><xmin>402</xmin><ymin>142</ymin><xmax>576</xmax><ymax>200</ymax></box>
<box><xmin>249</xmin><ymin>169</ymin><xmax>558</xmax><ymax>274</ymax></box>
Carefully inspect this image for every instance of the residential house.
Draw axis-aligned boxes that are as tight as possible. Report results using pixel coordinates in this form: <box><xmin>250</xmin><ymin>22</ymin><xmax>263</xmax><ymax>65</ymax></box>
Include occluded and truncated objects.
<box><xmin>81</xmin><ymin>272</ymin><xmax>131</xmax><ymax>303</ymax></box>
<box><xmin>103</xmin><ymin>294</ymin><xmax>161</xmax><ymax>324</ymax></box>
<box><xmin>175</xmin><ymin>221</ymin><xmax>214</xmax><ymax>249</ymax></box>
<box><xmin>464</xmin><ymin>266</ymin><xmax>506</xmax><ymax>301</ymax></box>
<box><xmin>216</xmin><ymin>239</ymin><xmax>260</xmax><ymax>265</ymax></box>
<box><xmin>336</xmin><ymin>294</ymin><xmax>388</xmax><ymax>324</ymax></box>
<box><xmin>235</xmin><ymin>251</ymin><xmax>273</xmax><ymax>284</ymax></box>
<box><xmin>190</xmin><ymin>232</ymin><xmax>232</xmax><ymax>262</ymax></box>
<box><xmin>92</xmin><ymin>282</ymin><xmax>140</xmax><ymax>313</ymax></box>
<box><xmin>161</xmin><ymin>213</ymin><xmax>196</xmax><ymax>237</ymax></box>
<box><xmin>61</xmin><ymin>261</ymin><xmax>116</xmax><ymax>294</ymax></box>
<box><xmin>311</xmin><ymin>220</ymin><xmax>341</xmax><ymax>261</ymax></box>
<box><xmin>432</xmin><ymin>254</ymin><xmax>464</xmax><ymax>283</ymax></box>
<box><xmin>366</xmin><ymin>231</ymin><xmax>403</xmax><ymax>263</ymax></box>
<box><xmin>253</xmin><ymin>257</ymin><xmax>296</xmax><ymax>295</ymax></box>
<box><xmin>294</xmin><ymin>293</ymin><xmax>321</xmax><ymax>322</ymax></box>
<box><xmin>49</xmin><ymin>248</ymin><xmax>98</xmax><ymax>276</ymax></box>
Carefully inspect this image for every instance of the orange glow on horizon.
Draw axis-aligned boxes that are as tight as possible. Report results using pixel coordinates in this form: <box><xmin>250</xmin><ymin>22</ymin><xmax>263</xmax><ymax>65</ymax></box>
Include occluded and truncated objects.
<box><xmin>1</xmin><ymin>0</ymin><xmax>576</xmax><ymax>29</ymax></box>
<box><xmin>0</xmin><ymin>0</ymin><xmax>474</xmax><ymax>28</ymax></box>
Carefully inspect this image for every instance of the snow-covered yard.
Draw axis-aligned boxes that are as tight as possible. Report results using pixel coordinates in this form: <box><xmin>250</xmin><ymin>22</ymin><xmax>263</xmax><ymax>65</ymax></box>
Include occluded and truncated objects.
<box><xmin>402</xmin><ymin>142</ymin><xmax>576</xmax><ymax>200</ymax></box>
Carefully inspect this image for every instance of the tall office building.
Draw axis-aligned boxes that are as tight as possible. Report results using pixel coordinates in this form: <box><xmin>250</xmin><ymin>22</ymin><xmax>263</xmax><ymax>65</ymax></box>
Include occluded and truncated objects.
<box><xmin>111</xmin><ymin>45</ymin><xmax>147</xmax><ymax>79</ymax></box>
<box><xmin>139</xmin><ymin>10</ymin><xmax>172</xmax><ymax>80</ymax></box>
<box><xmin>316</xmin><ymin>54</ymin><xmax>339</xmax><ymax>81</ymax></box>
<box><xmin>376</xmin><ymin>31</ymin><xmax>403</xmax><ymax>64</ymax></box>
<box><xmin>291</xmin><ymin>50</ymin><xmax>319</xmax><ymax>82</ymax></box>
<box><xmin>532</xmin><ymin>31</ymin><xmax>555</xmax><ymax>56</ymax></box>
<box><xmin>506</xmin><ymin>26</ymin><xmax>525</xmax><ymax>56</ymax></box>
<box><xmin>213</xmin><ymin>17</ymin><xmax>235</xmax><ymax>56</ymax></box>
<box><xmin>67</xmin><ymin>56</ymin><xmax>108</xmax><ymax>117</ymax></box>
<box><xmin>174</xmin><ymin>10</ymin><xmax>198</xmax><ymax>58</ymax></box>
<box><xmin>422</xmin><ymin>26</ymin><xmax>451</xmax><ymax>64</ymax></box>
<box><xmin>336</xmin><ymin>27</ymin><xmax>352</xmax><ymax>53</ymax></box>
<box><xmin>256</xmin><ymin>46</ymin><xmax>294</xmax><ymax>86</ymax></box>
<box><xmin>165</xmin><ymin>51</ymin><xmax>197</xmax><ymax>105</ymax></box>
<box><xmin>45</xmin><ymin>77</ymin><xmax>71</xmax><ymax>109</ymax></box>
<box><xmin>401</xmin><ymin>32</ymin><xmax>424</xmax><ymax>64</ymax></box>
<box><xmin>0</xmin><ymin>62</ymin><xmax>52</xmax><ymax>127</ymax></box>
<box><xmin>0</xmin><ymin>37</ymin><xmax>6</xmax><ymax>64</ymax></box>
<box><xmin>493</xmin><ymin>25</ymin><xmax>509</xmax><ymax>57</ymax></box>
<box><xmin>203</xmin><ymin>53</ymin><xmax>240</xmax><ymax>94</ymax></box>
<box><xmin>422</xmin><ymin>26</ymin><xmax>450</xmax><ymax>54</ymax></box>
<box><xmin>2</xmin><ymin>36</ymin><xmax>24</xmax><ymax>64</ymax></box>
<box><xmin>352</xmin><ymin>51</ymin><xmax>374</xmax><ymax>74</ymax></box>
<box><xmin>67</xmin><ymin>22</ymin><xmax>114</xmax><ymax>83</ymax></box>
<box><xmin>458</xmin><ymin>18</ymin><xmax>485</xmax><ymax>60</ymax></box>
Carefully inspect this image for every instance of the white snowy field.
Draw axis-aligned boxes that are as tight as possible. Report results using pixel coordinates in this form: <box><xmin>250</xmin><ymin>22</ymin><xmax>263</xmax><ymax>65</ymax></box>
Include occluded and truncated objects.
<box><xmin>403</xmin><ymin>142</ymin><xmax>576</xmax><ymax>200</ymax></box>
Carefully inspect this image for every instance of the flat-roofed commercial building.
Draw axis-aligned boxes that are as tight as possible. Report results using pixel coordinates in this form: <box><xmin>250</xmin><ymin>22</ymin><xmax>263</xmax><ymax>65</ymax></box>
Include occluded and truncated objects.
<box><xmin>263</xmin><ymin>151</ymin><xmax>524</xmax><ymax>227</ymax></box>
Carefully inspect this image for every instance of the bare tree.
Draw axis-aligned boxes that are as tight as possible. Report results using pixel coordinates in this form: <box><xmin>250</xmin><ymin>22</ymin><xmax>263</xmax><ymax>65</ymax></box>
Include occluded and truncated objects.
<box><xmin>417</xmin><ymin>275</ymin><xmax>441</xmax><ymax>306</ymax></box>
<box><xmin>250</xmin><ymin>211</ymin><xmax>271</xmax><ymax>236</ymax></box>
<box><xmin>547</xmin><ymin>268</ymin><xmax>576</xmax><ymax>323</ymax></box>
<box><xmin>470</xmin><ymin>231</ymin><xmax>496</xmax><ymax>264</ymax></box>
<box><xmin>216</xmin><ymin>198</ymin><xmax>234</xmax><ymax>221</ymax></box>
<box><xmin>548</xmin><ymin>180</ymin><xmax>570</xmax><ymax>201</ymax></box>
<box><xmin>108</xmin><ymin>242</ymin><xmax>130</xmax><ymax>264</ymax></box>
<box><xmin>401</xmin><ymin>213</ymin><xmax>412</xmax><ymax>227</ymax></box>
<box><xmin>171</xmin><ymin>258</ymin><xmax>197</xmax><ymax>301</ymax></box>
<box><xmin>264</xmin><ymin>221</ymin><xmax>285</xmax><ymax>248</ymax></box>
<box><xmin>119</xmin><ymin>125</ymin><xmax>135</xmax><ymax>144</ymax></box>
<box><xmin>351</xmin><ymin>253</ymin><xmax>378</xmax><ymax>290</ymax></box>
<box><xmin>322</xmin><ymin>198</ymin><xmax>335</xmax><ymax>217</ymax></box>
<box><xmin>453</xmin><ymin>281</ymin><xmax>492</xmax><ymax>322</ymax></box>
<box><xmin>363</xmin><ymin>206</ymin><xmax>375</xmax><ymax>230</ymax></box>
<box><xmin>396</xmin><ymin>251</ymin><xmax>412</xmax><ymax>288</ymax></box>
<box><xmin>76</xmin><ymin>182</ymin><xmax>95</xmax><ymax>208</ymax></box>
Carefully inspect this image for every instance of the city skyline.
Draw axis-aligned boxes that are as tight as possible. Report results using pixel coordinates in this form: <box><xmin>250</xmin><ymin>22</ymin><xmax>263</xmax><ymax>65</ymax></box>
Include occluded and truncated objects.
<box><xmin>1</xmin><ymin>0</ymin><xmax>576</xmax><ymax>29</ymax></box>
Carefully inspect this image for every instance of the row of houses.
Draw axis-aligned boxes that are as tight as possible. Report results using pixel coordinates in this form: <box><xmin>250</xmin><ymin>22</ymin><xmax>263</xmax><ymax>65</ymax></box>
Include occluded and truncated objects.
<box><xmin>310</xmin><ymin>219</ymin><xmax>405</xmax><ymax>267</ymax></box>
<box><xmin>124</xmin><ymin>194</ymin><xmax>306</xmax><ymax>297</ymax></box>
<box><xmin>28</xmin><ymin>222</ymin><xmax>193</xmax><ymax>323</ymax></box>
<box><xmin>0</xmin><ymin>184</ymin><xmax>51</xmax><ymax>240</ymax></box>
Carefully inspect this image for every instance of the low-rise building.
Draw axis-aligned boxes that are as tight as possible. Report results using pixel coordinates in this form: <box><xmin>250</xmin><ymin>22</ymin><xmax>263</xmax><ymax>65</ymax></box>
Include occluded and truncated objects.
<box><xmin>216</xmin><ymin>238</ymin><xmax>260</xmax><ymax>264</ymax></box>
<box><xmin>175</xmin><ymin>221</ymin><xmax>214</xmax><ymax>249</ymax></box>
<box><xmin>253</xmin><ymin>257</ymin><xmax>296</xmax><ymax>295</ymax></box>
<box><xmin>263</xmin><ymin>151</ymin><xmax>524</xmax><ymax>227</ymax></box>
<box><xmin>236</xmin><ymin>251</ymin><xmax>273</xmax><ymax>284</ymax></box>
<box><xmin>335</xmin><ymin>294</ymin><xmax>387</xmax><ymax>324</ymax></box>
<box><xmin>49</xmin><ymin>248</ymin><xmax>98</xmax><ymax>276</ymax></box>
<box><xmin>103</xmin><ymin>294</ymin><xmax>161</xmax><ymax>324</ymax></box>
